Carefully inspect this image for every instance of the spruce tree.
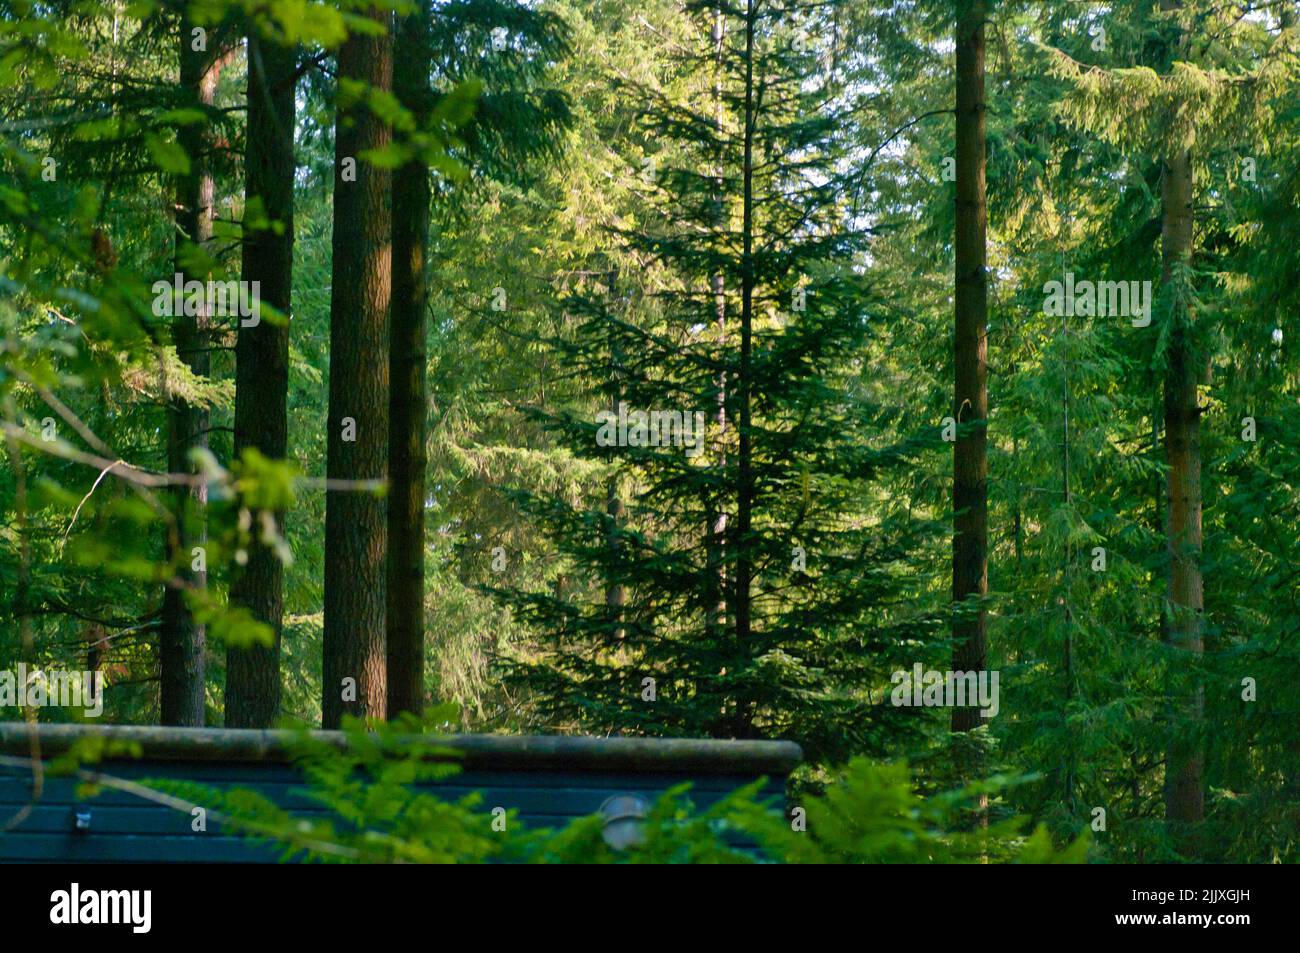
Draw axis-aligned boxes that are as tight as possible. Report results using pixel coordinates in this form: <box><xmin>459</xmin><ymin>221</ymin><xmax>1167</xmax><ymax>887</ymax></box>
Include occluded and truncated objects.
<box><xmin>493</xmin><ymin>0</ymin><xmax>940</xmax><ymax>760</ymax></box>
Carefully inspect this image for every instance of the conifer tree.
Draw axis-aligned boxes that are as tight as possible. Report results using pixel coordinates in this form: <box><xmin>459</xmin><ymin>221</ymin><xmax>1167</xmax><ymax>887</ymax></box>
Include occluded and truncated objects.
<box><xmin>162</xmin><ymin>10</ymin><xmax>234</xmax><ymax>727</ymax></box>
<box><xmin>385</xmin><ymin>0</ymin><xmax>572</xmax><ymax>718</ymax></box>
<box><xmin>1039</xmin><ymin>0</ymin><xmax>1299</xmax><ymax>855</ymax></box>
<box><xmin>493</xmin><ymin>0</ymin><xmax>939</xmax><ymax>760</ymax></box>
<box><xmin>323</xmin><ymin>4</ymin><xmax>393</xmax><ymax>728</ymax></box>
<box><xmin>227</xmin><ymin>11</ymin><xmax>298</xmax><ymax>728</ymax></box>
<box><xmin>387</xmin><ymin>0</ymin><xmax>434</xmax><ymax>720</ymax></box>
<box><xmin>951</xmin><ymin>0</ymin><xmax>989</xmax><ymax>744</ymax></box>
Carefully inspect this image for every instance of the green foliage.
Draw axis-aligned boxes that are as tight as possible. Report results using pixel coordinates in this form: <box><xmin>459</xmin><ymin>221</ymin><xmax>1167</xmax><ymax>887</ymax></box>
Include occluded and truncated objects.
<box><xmin>126</xmin><ymin>717</ymin><xmax>1087</xmax><ymax>864</ymax></box>
<box><xmin>490</xmin><ymin>0</ymin><xmax>946</xmax><ymax>763</ymax></box>
<box><xmin>1</xmin><ymin>0</ymin><xmax>1297</xmax><ymax>864</ymax></box>
<box><xmin>146</xmin><ymin>710</ymin><xmax>516</xmax><ymax>863</ymax></box>
<box><xmin>754</xmin><ymin>758</ymin><xmax>1088</xmax><ymax>864</ymax></box>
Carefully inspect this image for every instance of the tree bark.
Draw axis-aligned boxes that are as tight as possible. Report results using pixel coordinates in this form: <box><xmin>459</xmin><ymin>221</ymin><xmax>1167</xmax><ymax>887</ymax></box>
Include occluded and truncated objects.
<box><xmin>605</xmin><ymin>270</ymin><xmax>627</xmax><ymax>643</ymax></box>
<box><xmin>732</xmin><ymin>0</ymin><xmax>755</xmax><ymax>736</ymax></box>
<box><xmin>226</xmin><ymin>30</ymin><xmax>296</xmax><ymax>728</ymax></box>
<box><xmin>161</xmin><ymin>15</ymin><xmax>222</xmax><ymax>727</ymax></box>
<box><xmin>386</xmin><ymin>4</ymin><xmax>431</xmax><ymax>719</ymax></box>
<box><xmin>1160</xmin><ymin>147</ymin><xmax>1205</xmax><ymax>829</ymax></box>
<box><xmin>1159</xmin><ymin>0</ymin><xmax>1204</xmax><ymax>841</ymax></box>
<box><xmin>705</xmin><ymin>8</ymin><xmax>727</xmax><ymax>638</ymax></box>
<box><xmin>952</xmin><ymin>0</ymin><xmax>988</xmax><ymax>736</ymax></box>
<box><xmin>323</xmin><ymin>9</ymin><xmax>392</xmax><ymax>728</ymax></box>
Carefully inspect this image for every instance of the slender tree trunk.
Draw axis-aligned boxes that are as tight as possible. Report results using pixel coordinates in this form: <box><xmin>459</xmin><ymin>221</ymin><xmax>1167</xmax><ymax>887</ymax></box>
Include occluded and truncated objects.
<box><xmin>323</xmin><ymin>9</ymin><xmax>392</xmax><ymax>728</ymax></box>
<box><xmin>605</xmin><ymin>270</ymin><xmax>626</xmax><ymax>642</ymax></box>
<box><xmin>1158</xmin><ymin>0</ymin><xmax>1204</xmax><ymax>842</ymax></box>
<box><xmin>1160</xmin><ymin>145</ymin><xmax>1205</xmax><ymax>830</ymax></box>
<box><xmin>386</xmin><ymin>3</ymin><xmax>431</xmax><ymax>719</ymax></box>
<box><xmin>705</xmin><ymin>7</ymin><xmax>727</xmax><ymax>638</ymax></box>
<box><xmin>161</xmin><ymin>17</ymin><xmax>222</xmax><ymax>727</ymax></box>
<box><xmin>605</xmin><ymin>472</ymin><xmax>626</xmax><ymax>636</ymax></box>
<box><xmin>732</xmin><ymin>0</ymin><xmax>755</xmax><ymax>737</ymax></box>
<box><xmin>952</xmin><ymin>0</ymin><xmax>988</xmax><ymax>737</ymax></box>
<box><xmin>226</xmin><ymin>30</ymin><xmax>296</xmax><ymax>728</ymax></box>
<box><xmin>1061</xmin><ymin>305</ymin><xmax>1076</xmax><ymax>807</ymax></box>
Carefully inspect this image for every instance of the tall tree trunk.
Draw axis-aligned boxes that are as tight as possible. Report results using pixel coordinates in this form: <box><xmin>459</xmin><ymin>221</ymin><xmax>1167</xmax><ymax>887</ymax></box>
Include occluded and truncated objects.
<box><xmin>605</xmin><ymin>269</ymin><xmax>626</xmax><ymax>643</ymax></box>
<box><xmin>323</xmin><ymin>9</ymin><xmax>392</xmax><ymax>728</ymax></box>
<box><xmin>952</xmin><ymin>0</ymin><xmax>988</xmax><ymax>737</ymax></box>
<box><xmin>226</xmin><ymin>30</ymin><xmax>296</xmax><ymax>728</ymax></box>
<box><xmin>1060</xmin><ymin>285</ymin><xmax>1075</xmax><ymax>807</ymax></box>
<box><xmin>1160</xmin><ymin>137</ymin><xmax>1204</xmax><ymax>833</ymax></box>
<box><xmin>705</xmin><ymin>7</ymin><xmax>727</xmax><ymax>638</ymax></box>
<box><xmin>605</xmin><ymin>469</ymin><xmax>626</xmax><ymax>637</ymax></box>
<box><xmin>386</xmin><ymin>3</ymin><xmax>431</xmax><ymax>719</ymax></box>
<box><xmin>732</xmin><ymin>0</ymin><xmax>755</xmax><ymax>736</ymax></box>
<box><xmin>161</xmin><ymin>16</ymin><xmax>222</xmax><ymax>727</ymax></box>
<box><xmin>1159</xmin><ymin>0</ymin><xmax>1204</xmax><ymax>843</ymax></box>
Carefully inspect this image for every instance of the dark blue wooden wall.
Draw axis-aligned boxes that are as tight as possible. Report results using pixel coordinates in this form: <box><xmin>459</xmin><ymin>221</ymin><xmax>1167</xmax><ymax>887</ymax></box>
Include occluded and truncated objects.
<box><xmin>0</xmin><ymin>727</ymin><xmax>798</xmax><ymax>863</ymax></box>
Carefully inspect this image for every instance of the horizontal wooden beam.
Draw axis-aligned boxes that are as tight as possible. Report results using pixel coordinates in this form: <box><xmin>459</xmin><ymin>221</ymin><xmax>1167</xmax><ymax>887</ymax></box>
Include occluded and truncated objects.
<box><xmin>0</xmin><ymin>723</ymin><xmax>802</xmax><ymax>775</ymax></box>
